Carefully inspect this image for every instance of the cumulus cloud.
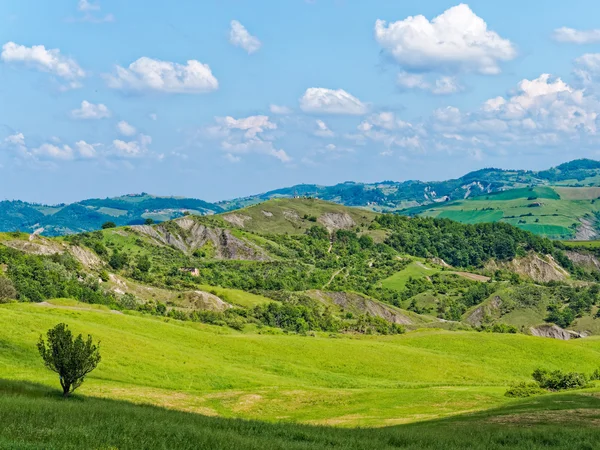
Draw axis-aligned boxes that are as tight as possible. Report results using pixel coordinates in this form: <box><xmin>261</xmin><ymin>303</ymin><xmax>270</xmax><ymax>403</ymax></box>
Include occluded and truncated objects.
<box><xmin>117</xmin><ymin>120</ymin><xmax>137</xmax><ymax>136</ymax></box>
<box><xmin>375</xmin><ymin>4</ymin><xmax>516</xmax><ymax>75</ymax></box>
<box><xmin>270</xmin><ymin>104</ymin><xmax>293</xmax><ymax>115</ymax></box>
<box><xmin>573</xmin><ymin>53</ymin><xmax>600</xmax><ymax>85</ymax></box>
<box><xmin>32</xmin><ymin>143</ymin><xmax>74</xmax><ymax>160</ymax></box>
<box><xmin>300</xmin><ymin>88</ymin><xmax>367</xmax><ymax>115</ymax></box>
<box><xmin>2</xmin><ymin>132</ymin><xmax>101</xmax><ymax>162</ymax></box>
<box><xmin>205</xmin><ymin>114</ymin><xmax>290</xmax><ymax>163</ymax></box>
<box><xmin>112</xmin><ymin>134</ymin><xmax>152</xmax><ymax>158</ymax></box>
<box><xmin>71</xmin><ymin>100</ymin><xmax>111</xmax><ymax>119</ymax></box>
<box><xmin>229</xmin><ymin>20</ymin><xmax>262</xmax><ymax>54</ymax></box>
<box><xmin>397</xmin><ymin>72</ymin><xmax>462</xmax><ymax>94</ymax></box>
<box><xmin>218</xmin><ymin>115</ymin><xmax>277</xmax><ymax>138</ymax></box>
<box><xmin>74</xmin><ymin>0</ymin><xmax>114</xmax><ymax>23</ymax></box>
<box><xmin>75</xmin><ymin>140</ymin><xmax>99</xmax><ymax>158</ymax></box>
<box><xmin>1</xmin><ymin>42</ymin><xmax>85</xmax><ymax>89</ymax></box>
<box><xmin>553</xmin><ymin>27</ymin><xmax>600</xmax><ymax>44</ymax></box>
<box><xmin>314</xmin><ymin>120</ymin><xmax>334</xmax><ymax>137</ymax></box>
<box><xmin>105</xmin><ymin>57</ymin><xmax>218</xmax><ymax>94</ymax></box>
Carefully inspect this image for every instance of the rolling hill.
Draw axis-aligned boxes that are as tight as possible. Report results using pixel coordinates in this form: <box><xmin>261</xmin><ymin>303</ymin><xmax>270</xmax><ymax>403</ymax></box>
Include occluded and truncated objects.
<box><xmin>3</xmin><ymin>198</ymin><xmax>600</xmax><ymax>447</ymax></box>
<box><xmin>4</xmin><ymin>159</ymin><xmax>600</xmax><ymax>238</ymax></box>
<box><xmin>404</xmin><ymin>185</ymin><xmax>600</xmax><ymax>240</ymax></box>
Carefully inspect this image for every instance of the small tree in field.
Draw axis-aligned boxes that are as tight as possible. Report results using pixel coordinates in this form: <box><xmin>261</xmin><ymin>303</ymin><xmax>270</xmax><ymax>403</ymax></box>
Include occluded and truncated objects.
<box><xmin>101</xmin><ymin>221</ymin><xmax>116</xmax><ymax>229</ymax></box>
<box><xmin>37</xmin><ymin>323</ymin><xmax>101</xmax><ymax>397</ymax></box>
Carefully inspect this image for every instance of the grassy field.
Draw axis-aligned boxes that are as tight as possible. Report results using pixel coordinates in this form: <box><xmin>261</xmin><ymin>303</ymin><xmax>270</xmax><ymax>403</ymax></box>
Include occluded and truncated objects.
<box><xmin>2</xmin><ymin>379</ymin><xmax>600</xmax><ymax>449</ymax></box>
<box><xmin>416</xmin><ymin>186</ymin><xmax>600</xmax><ymax>239</ymax></box>
<box><xmin>381</xmin><ymin>261</ymin><xmax>441</xmax><ymax>291</ymax></box>
<box><xmin>2</xmin><ymin>301</ymin><xmax>600</xmax><ymax>430</ymax></box>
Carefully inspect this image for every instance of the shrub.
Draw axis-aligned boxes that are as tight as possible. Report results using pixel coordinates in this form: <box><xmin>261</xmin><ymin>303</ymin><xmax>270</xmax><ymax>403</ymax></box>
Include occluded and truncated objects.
<box><xmin>504</xmin><ymin>382</ymin><xmax>546</xmax><ymax>398</ymax></box>
<box><xmin>532</xmin><ymin>368</ymin><xmax>589</xmax><ymax>391</ymax></box>
<box><xmin>101</xmin><ymin>222</ymin><xmax>116</xmax><ymax>229</ymax></box>
<box><xmin>0</xmin><ymin>277</ymin><xmax>17</xmax><ymax>303</ymax></box>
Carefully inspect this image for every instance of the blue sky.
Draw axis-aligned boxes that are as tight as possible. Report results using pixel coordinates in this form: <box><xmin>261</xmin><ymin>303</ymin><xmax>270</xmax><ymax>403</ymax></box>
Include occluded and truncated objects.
<box><xmin>2</xmin><ymin>0</ymin><xmax>600</xmax><ymax>204</ymax></box>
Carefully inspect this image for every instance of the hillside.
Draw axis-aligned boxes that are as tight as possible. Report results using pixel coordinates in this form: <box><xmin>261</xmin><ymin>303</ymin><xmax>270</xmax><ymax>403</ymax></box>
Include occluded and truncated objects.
<box><xmin>217</xmin><ymin>159</ymin><xmax>600</xmax><ymax>213</ymax></box>
<box><xmin>3</xmin><ymin>199</ymin><xmax>600</xmax><ymax>447</ymax></box>
<box><xmin>405</xmin><ymin>185</ymin><xmax>600</xmax><ymax>240</ymax></box>
<box><xmin>4</xmin><ymin>159</ymin><xmax>600</xmax><ymax>238</ymax></box>
<box><xmin>2</xmin><ymin>198</ymin><xmax>600</xmax><ymax>339</ymax></box>
<box><xmin>2</xmin><ymin>302</ymin><xmax>600</xmax><ymax>432</ymax></box>
<box><xmin>0</xmin><ymin>194</ymin><xmax>223</xmax><ymax>236</ymax></box>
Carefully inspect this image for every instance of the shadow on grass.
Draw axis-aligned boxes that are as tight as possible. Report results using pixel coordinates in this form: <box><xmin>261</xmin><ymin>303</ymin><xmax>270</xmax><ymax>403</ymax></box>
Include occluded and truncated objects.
<box><xmin>1</xmin><ymin>379</ymin><xmax>600</xmax><ymax>450</ymax></box>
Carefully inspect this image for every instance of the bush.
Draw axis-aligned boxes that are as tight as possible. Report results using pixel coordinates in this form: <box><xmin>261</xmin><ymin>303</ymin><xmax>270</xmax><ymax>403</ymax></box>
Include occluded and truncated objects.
<box><xmin>0</xmin><ymin>277</ymin><xmax>17</xmax><ymax>302</ymax></box>
<box><xmin>504</xmin><ymin>382</ymin><xmax>546</xmax><ymax>398</ymax></box>
<box><xmin>532</xmin><ymin>368</ymin><xmax>589</xmax><ymax>391</ymax></box>
<box><xmin>101</xmin><ymin>222</ymin><xmax>116</xmax><ymax>229</ymax></box>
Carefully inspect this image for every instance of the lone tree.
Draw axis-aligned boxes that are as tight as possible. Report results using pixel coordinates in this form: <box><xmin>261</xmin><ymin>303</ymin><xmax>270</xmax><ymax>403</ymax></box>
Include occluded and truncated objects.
<box><xmin>37</xmin><ymin>323</ymin><xmax>101</xmax><ymax>397</ymax></box>
<box><xmin>101</xmin><ymin>221</ymin><xmax>116</xmax><ymax>229</ymax></box>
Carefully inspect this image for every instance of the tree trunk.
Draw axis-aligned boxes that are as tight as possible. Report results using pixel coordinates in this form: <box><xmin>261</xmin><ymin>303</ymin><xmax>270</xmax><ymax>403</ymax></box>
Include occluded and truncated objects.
<box><xmin>62</xmin><ymin>383</ymin><xmax>71</xmax><ymax>397</ymax></box>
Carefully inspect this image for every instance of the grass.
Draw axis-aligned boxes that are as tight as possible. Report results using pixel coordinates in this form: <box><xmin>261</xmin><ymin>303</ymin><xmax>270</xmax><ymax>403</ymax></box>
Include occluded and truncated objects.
<box><xmin>221</xmin><ymin>198</ymin><xmax>377</xmax><ymax>235</ymax></box>
<box><xmin>1</xmin><ymin>381</ymin><xmax>600</xmax><ymax>449</ymax></box>
<box><xmin>3</xmin><ymin>301</ymin><xmax>600</xmax><ymax>428</ymax></box>
<box><xmin>381</xmin><ymin>261</ymin><xmax>440</xmax><ymax>291</ymax></box>
<box><xmin>418</xmin><ymin>186</ymin><xmax>600</xmax><ymax>239</ymax></box>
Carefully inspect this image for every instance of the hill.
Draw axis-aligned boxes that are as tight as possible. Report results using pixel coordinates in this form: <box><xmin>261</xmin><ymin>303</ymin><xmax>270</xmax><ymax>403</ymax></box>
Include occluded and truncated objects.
<box><xmin>3</xmin><ymin>159</ymin><xmax>600</xmax><ymax>238</ymax></box>
<box><xmin>404</xmin><ymin>185</ymin><xmax>600</xmax><ymax>240</ymax></box>
<box><xmin>2</xmin><ymin>198</ymin><xmax>600</xmax><ymax>338</ymax></box>
<box><xmin>217</xmin><ymin>159</ymin><xmax>600</xmax><ymax>214</ymax></box>
<box><xmin>1</xmin><ymin>302</ymin><xmax>600</xmax><ymax>434</ymax></box>
<box><xmin>3</xmin><ymin>200</ymin><xmax>600</xmax><ymax>446</ymax></box>
<box><xmin>0</xmin><ymin>193</ymin><xmax>223</xmax><ymax>236</ymax></box>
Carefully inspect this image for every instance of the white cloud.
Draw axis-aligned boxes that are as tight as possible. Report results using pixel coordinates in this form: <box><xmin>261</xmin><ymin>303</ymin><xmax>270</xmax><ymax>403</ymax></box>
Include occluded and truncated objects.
<box><xmin>71</xmin><ymin>100</ymin><xmax>111</xmax><ymax>119</ymax></box>
<box><xmin>205</xmin><ymin>114</ymin><xmax>290</xmax><ymax>163</ymax></box>
<box><xmin>74</xmin><ymin>0</ymin><xmax>114</xmax><ymax>23</ymax></box>
<box><xmin>397</xmin><ymin>72</ymin><xmax>462</xmax><ymax>94</ymax></box>
<box><xmin>573</xmin><ymin>53</ymin><xmax>600</xmax><ymax>85</ymax></box>
<box><xmin>553</xmin><ymin>27</ymin><xmax>600</xmax><ymax>44</ymax></box>
<box><xmin>1</xmin><ymin>42</ymin><xmax>85</xmax><ymax>88</ymax></box>
<box><xmin>225</xmin><ymin>153</ymin><xmax>241</xmax><ymax>163</ymax></box>
<box><xmin>75</xmin><ymin>140</ymin><xmax>99</xmax><ymax>158</ymax></box>
<box><xmin>375</xmin><ymin>4</ymin><xmax>516</xmax><ymax>75</ymax></box>
<box><xmin>314</xmin><ymin>119</ymin><xmax>334</xmax><ymax>137</ymax></box>
<box><xmin>229</xmin><ymin>20</ymin><xmax>262</xmax><ymax>54</ymax></box>
<box><xmin>105</xmin><ymin>57</ymin><xmax>218</xmax><ymax>94</ymax></box>
<box><xmin>117</xmin><ymin>120</ymin><xmax>137</xmax><ymax>136</ymax></box>
<box><xmin>112</xmin><ymin>134</ymin><xmax>152</xmax><ymax>158</ymax></box>
<box><xmin>270</xmin><ymin>104</ymin><xmax>293</xmax><ymax>115</ymax></box>
<box><xmin>33</xmin><ymin>143</ymin><xmax>74</xmax><ymax>160</ymax></box>
<box><xmin>218</xmin><ymin>115</ymin><xmax>277</xmax><ymax>138</ymax></box>
<box><xmin>300</xmin><ymin>88</ymin><xmax>367</xmax><ymax>115</ymax></box>
<box><xmin>78</xmin><ymin>0</ymin><xmax>100</xmax><ymax>12</ymax></box>
<box><xmin>5</xmin><ymin>133</ymin><xmax>25</xmax><ymax>147</ymax></box>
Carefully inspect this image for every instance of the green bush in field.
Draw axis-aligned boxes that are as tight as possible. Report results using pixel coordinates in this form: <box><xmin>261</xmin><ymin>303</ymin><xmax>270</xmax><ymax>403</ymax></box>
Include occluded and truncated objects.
<box><xmin>532</xmin><ymin>368</ymin><xmax>589</xmax><ymax>391</ymax></box>
<box><xmin>504</xmin><ymin>382</ymin><xmax>546</xmax><ymax>398</ymax></box>
<box><xmin>0</xmin><ymin>277</ymin><xmax>16</xmax><ymax>303</ymax></box>
<box><xmin>37</xmin><ymin>323</ymin><xmax>101</xmax><ymax>397</ymax></box>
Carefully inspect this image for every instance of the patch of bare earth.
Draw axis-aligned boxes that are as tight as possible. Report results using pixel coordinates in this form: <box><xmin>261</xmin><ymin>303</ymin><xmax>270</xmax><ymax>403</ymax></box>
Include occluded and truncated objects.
<box><xmin>486</xmin><ymin>409</ymin><xmax>600</xmax><ymax>426</ymax></box>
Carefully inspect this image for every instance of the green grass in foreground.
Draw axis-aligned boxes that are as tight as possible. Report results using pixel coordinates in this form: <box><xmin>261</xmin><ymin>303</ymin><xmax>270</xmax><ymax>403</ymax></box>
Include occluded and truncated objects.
<box><xmin>3</xmin><ymin>301</ymin><xmax>600</xmax><ymax>429</ymax></box>
<box><xmin>1</xmin><ymin>379</ymin><xmax>600</xmax><ymax>449</ymax></box>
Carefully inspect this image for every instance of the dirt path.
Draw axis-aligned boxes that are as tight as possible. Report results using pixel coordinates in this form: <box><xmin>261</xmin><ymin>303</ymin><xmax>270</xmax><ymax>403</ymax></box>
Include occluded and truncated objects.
<box><xmin>37</xmin><ymin>302</ymin><xmax>123</xmax><ymax>315</ymax></box>
<box><xmin>451</xmin><ymin>272</ymin><xmax>490</xmax><ymax>282</ymax></box>
<box><xmin>323</xmin><ymin>268</ymin><xmax>344</xmax><ymax>289</ymax></box>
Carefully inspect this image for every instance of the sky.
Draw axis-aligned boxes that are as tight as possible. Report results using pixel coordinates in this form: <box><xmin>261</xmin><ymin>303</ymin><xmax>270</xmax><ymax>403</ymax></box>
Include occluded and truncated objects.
<box><xmin>2</xmin><ymin>1</ymin><xmax>600</xmax><ymax>204</ymax></box>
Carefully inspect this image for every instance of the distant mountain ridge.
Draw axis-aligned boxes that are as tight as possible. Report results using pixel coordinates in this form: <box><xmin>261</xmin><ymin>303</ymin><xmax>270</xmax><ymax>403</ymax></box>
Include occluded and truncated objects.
<box><xmin>2</xmin><ymin>159</ymin><xmax>600</xmax><ymax>236</ymax></box>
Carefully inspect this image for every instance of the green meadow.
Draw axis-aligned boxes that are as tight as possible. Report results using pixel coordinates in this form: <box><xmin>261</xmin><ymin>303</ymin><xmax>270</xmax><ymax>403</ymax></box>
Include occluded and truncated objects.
<box><xmin>2</xmin><ymin>300</ymin><xmax>600</xmax><ymax>429</ymax></box>
<box><xmin>416</xmin><ymin>186</ymin><xmax>600</xmax><ymax>239</ymax></box>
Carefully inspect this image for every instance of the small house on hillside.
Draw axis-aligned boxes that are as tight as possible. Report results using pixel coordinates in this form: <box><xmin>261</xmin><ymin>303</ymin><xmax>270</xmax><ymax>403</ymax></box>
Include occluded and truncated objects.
<box><xmin>180</xmin><ymin>267</ymin><xmax>200</xmax><ymax>277</ymax></box>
